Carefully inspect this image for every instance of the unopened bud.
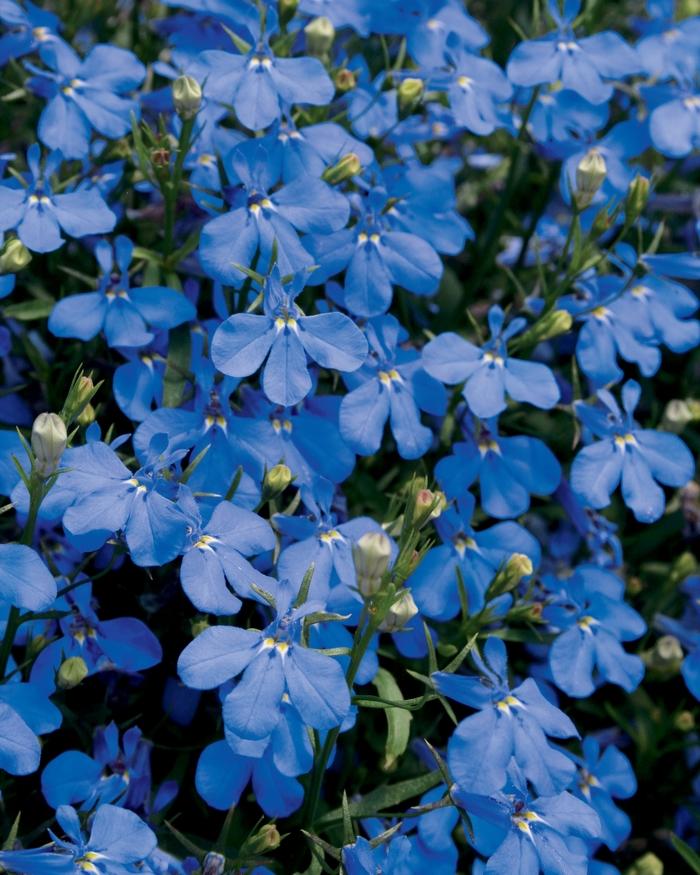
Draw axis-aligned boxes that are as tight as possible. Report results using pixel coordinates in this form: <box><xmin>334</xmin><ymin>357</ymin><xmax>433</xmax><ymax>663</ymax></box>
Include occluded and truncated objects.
<box><xmin>380</xmin><ymin>590</ymin><xmax>418</xmax><ymax>632</ymax></box>
<box><xmin>62</xmin><ymin>372</ymin><xmax>99</xmax><ymax>426</ymax></box>
<box><xmin>240</xmin><ymin>823</ymin><xmax>281</xmax><ymax>856</ymax></box>
<box><xmin>57</xmin><ymin>656</ymin><xmax>88</xmax><ymax>689</ymax></box>
<box><xmin>278</xmin><ymin>0</ymin><xmax>299</xmax><ymax>25</ymax></box>
<box><xmin>202</xmin><ymin>852</ymin><xmax>226</xmax><ymax>875</ymax></box>
<box><xmin>675</xmin><ymin>710</ymin><xmax>695</xmax><ymax>731</ymax></box>
<box><xmin>398</xmin><ymin>77</ymin><xmax>424</xmax><ymax>112</ymax></box>
<box><xmin>519</xmin><ymin>309</ymin><xmax>573</xmax><ymax>348</ymax></box>
<box><xmin>0</xmin><ymin>238</ymin><xmax>31</xmax><ymax>274</ymax></box>
<box><xmin>304</xmin><ymin>16</ymin><xmax>335</xmax><ymax>55</ymax></box>
<box><xmin>413</xmin><ymin>489</ymin><xmax>446</xmax><ymax>528</ymax></box>
<box><xmin>661</xmin><ymin>398</ymin><xmax>700</xmax><ymax>433</ymax></box>
<box><xmin>625</xmin><ymin>174</ymin><xmax>649</xmax><ymax>221</ymax></box>
<box><xmin>575</xmin><ymin>148</ymin><xmax>606</xmax><ymax>208</ymax></box>
<box><xmin>626</xmin><ymin>853</ymin><xmax>663</xmax><ymax>875</ymax></box>
<box><xmin>488</xmin><ymin>553</ymin><xmax>534</xmax><ymax>598</ymax></box>
<box><xmin>27</xmin><ymin>634</ymin><xmax>49</xmax><ymax>659</ymax></box>
<box><xmin>77</xmin><ymin>402</ymin><xmax>95</xmax><ymax>427</ymax></box>
<box><xmin>353</xmin><ymin>531</ymin><xmax>392</xmax><ymax>597</ymax></box>
<box><xmin>335</xmin><ymin>68</ymin><xmax>357</xmax><ymax>92</ymax></box>
<box><xmin>172</xmin><ymin>75</ymin><xmax>202</xmax><ymax>120</ymax></box>
<box><xmin>191</xmin><ymin>617</ymin><xmax>209</xmax><ymax>638</ymax></box>
<box><xmin>322</xmin><ymin>152</ymin><xmax>362</xmax><ymax>185</ymax></box>
<box><xmin>31</xmin><ymin>412</ymin><xmax>67</xmax><ymax>476</ymax></box>
<box><xmin>644</xmin><ymin>634</ymin><xmax>683</xmax><ymax>673</ymax></box>
<box><xmin>262</xmin><ymin>464</ymin><xmax>292</xmax><ymax>501</ymax></box>
<box><xmin>151</xmin><ymin>146</ymin><xmax>171</xmax><ymax>168</ymax></box>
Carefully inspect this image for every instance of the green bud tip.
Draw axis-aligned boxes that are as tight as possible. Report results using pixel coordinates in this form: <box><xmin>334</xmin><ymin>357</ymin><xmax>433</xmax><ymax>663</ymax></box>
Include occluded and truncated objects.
<box><xmin>172</xmin><ymin>75</ymin><xmax>202</xmax><ymax>120</ymax></box>
<box><xmin>31</xmin><ymin>412</ymin><xmax>67</xmax><ymax>477</ymax></box>
<box><xmin>57</xmin><ymin>656</ymin><xmax>89</xmax><ymax>690</ymax></box>
<box><xmin>304</xmin><ymin>16</ymin><xmax>335</xmax><ymax>55</ymax></box>
<box><xmin>0</xmin><ymin>238</ymin><xmax>31</xmax><ymax>274</ymax></box>
<box><xmin>575</xmin><ymin>147</ymin><xmax>606</xmax><ymax>207</ymax></box>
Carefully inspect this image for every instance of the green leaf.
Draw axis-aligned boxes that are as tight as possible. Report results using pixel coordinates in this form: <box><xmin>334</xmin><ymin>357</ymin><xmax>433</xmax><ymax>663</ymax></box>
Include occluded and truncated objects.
<box><xmin>3</xmin><ymin>299</ymin><xmax>54</xmax><ymax>320</ymax></box>
<box><xmin>672</xmin><ymin>834</ymin><xmax>700</xmax><ymax>873</ymax></box>
<box><xmin>315</xmin><ymin>771</ymin><xmax>442</xmax><ymax>827</ymax></box>
<box><xmin>2</xmin><ymin>812</ymin><xmax>20</xmax><ymax>850</ymax></box>
<box><xmin>163</xmin><ymin>323</ymin><xmax>191</xmax><ymax>408</ymax></box>
<box><xmin>372</xmin><ymin>668</ymin><xmax>412</xmax><ymax>770</ymax></box>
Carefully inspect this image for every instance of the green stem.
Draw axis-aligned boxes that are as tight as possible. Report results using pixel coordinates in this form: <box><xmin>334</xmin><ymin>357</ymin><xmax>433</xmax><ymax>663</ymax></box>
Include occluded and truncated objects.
<box><xmin>163</xmin><ymin>116</ymin><xmax>196</xmax><ymax>257</ymax></box>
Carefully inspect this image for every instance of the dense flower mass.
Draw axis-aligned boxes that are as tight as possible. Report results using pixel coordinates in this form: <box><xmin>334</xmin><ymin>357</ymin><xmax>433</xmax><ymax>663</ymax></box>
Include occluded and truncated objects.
<box><xmin>0</xmin><ymin>0</ymin><xmax>697</xmax><ymax>872</ymax></box>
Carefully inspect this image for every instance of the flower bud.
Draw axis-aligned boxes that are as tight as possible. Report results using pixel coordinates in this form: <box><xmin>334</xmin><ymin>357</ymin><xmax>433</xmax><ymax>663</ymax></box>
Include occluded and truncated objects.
<box><xmin>675</xmin><ymin>710</ymin><xmax>695</xmax><ymax>732</ymax></box>
<box><xmin>31</xmin><ymin>412</ymin><xmax>67</xmax><ymax>476</ymax></box>
<box><xmin>488</xmin><ymin>552</ymin><xmax>534</xmax><ymax>598</ymax></box>
<box><xmin>151</xmin><ymin>146</ymin><xmax>171</xmax><ymax>168</ymax></box>
<box><xmin>0</xmin><ymin>238</ymin><xmax>31</xmax><ymax>274</ymax></box>
<box><xmin>413</xmin><ymin>488</ymin><xmax>446</xmax><ymax>528</ymax></box>
<box><xmin>661</xmin><ymin>398</ymin><xmax>700</xmax><ymax>433</ymax></box>
<box><xmin>625</xmin><ymin>174</ymin><xmax>649</xmax><ymax>221</ymax></box>
<box><xmin>240</xmin><ymin>823</ymin><xmax>281</xmax><ymax>856</ymax></box>
<box><xmin>643</xmin><ymin>634</ymin><xmax>683</xmax><ymax>673</ymax></box>
<box><xmin>575</xmin><ymin>148</ymin><xmax>606</xmax><ymax>208</ymax></box>
<box><xmin>57</xmin><ymin>656</ymin><xmax>88</xmax><ymax>690</ymax></box>
<box><xmin>398</xmin><ymin>77</ymin><xmax>424</xmax><ymax>112</ymax></box>
<box><xmin>519</xmin><ymin>309</ymin><xmax>573</xmax><ymax>347</ymax></box>
<box><xmin>626</xmin><ymin>853</ymin><xmax>663</xmax><ymax>875</ymax></box>
<box><xmin>353</xmin><ymin>531</ymin><xmax>392</xmax><ymax>597</ymax></box>
<box><xmin>278</xmin><ymin>0</ymin><xmax>299</xmax><ymax>25</ymax></box>
<box><xmin>321</xmin><ymin>152</ymin><xmax>362</xmax><ymax>185</ymax></box>
<box><xmin>62</xmin><ymin>372</ymin><xmax>100</xmax><ymax>426</ymax></box>
<box><xmin>202</xmin><ymin>852</ymin><xmax>226</xmax><ymax>875</ymax></box>
<box><xmin>172</xmin><ymin>75</ymin><xmax>202</xmax><ymax>120</ymax></box>
<box><xmin>77</xmin><ymin>402</ymin><xmax>96</xmax><ymax>427</ymax></box>
<box><xmin>335</xmin><ymin>68</ymin><xmax>357</xmax><ymax>92</ymax></box>
<box><xmin>191</xmin><ymin>617</ymin><xmax>209</xmax><ymax>638</ymax></box>
<box><xmin>262</xmin><ymin>463</ymin><xmax>292</xmax><ymax>501</ymax></box>
<box><xmin>304</xmin><ymin>16</ymin><xmax>335</xmax><ymax>55</ymax></box>
<box><xmin>380</xmin><ymin>590</ymin><xmax>418</xmax><ymax>632</ymax></box>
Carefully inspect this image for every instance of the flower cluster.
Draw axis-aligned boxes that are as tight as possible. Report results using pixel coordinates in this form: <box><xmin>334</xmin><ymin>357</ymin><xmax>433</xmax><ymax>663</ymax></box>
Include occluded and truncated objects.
<box><xmin>0</xmin><ymin>0</ymin><xmax>697</xmax><ymax>872</ymax></box>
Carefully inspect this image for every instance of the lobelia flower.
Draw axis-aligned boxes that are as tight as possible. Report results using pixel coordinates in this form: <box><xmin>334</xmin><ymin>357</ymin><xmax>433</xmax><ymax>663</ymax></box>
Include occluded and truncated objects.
<box><xmin>339</xmin><ymin>315</ymin><xmax>446</xmax><ymax>460</ymax></box>
<box><xmin>544</xmin><ymin>564</ymin><xmax>646</xmax><ymax>697</ymax></box>
<box><xmin>30</xmin><ymin>579</ymin><xmax>162</xmax><ymax>693</ymax></box>
<box><xmin>0</xmin><ymin>145</ymin><xmax>116</xmax><ymax>253</ymax></box>
<box><xmin>113</xmin><ymin>345</ymin><xmax>166</xmax><ymax>422</ymax></box>
<box><xmin>433</xmin><ymin>636</ymin><xmax>579</xmax><ymax>795</ymax></box>
<box><xmin>307</xmin><ymin>182</ymin><xmax>444</xmax><ymax>317</ymax></box>
<box><xmin>200</xmin><ymin>6</ymin><xmax>333</xmax><ymax>131</ymax></box>
<box><xmin>571</xmin><ymin>379</ymin><xmax>695</xmax><ymax>523</ymax></box>
<box><xmin>0</xmin><ymin>0</ymin><xmax>60</xmax><ymax>66</ymax></box>
<box><xmin>649</xmin><ymin>87</ymin><xmax>700</xmax><ymax>157</ymax></box>
<box><xmin>49</xmin><ymin>236</ymin><xmax>196</xmax><ymax>348</ymax></box>
<box><xmin>198</xmin><ymin>139</ymin><xmax>349</xmax><ymax>286</ymax></box>
<box><xmin>656</xmin><ymin>575</ymin><xmax>700</xmax><ymax>700</ymax></box>
<box><xmin>177</xmin><ymin>579</ymin><xmax>351</xmax><ymax>740</ymax></box>
<box><xmin>211</xmin><ymin>269</ymin><xmax>368</xmax><ymax>407</ymax></box>
<box><xmin>0</xmin><ymin>541</ymin><xmax>56</xmax><ymax>610</ymax></box>
<box><xmin>570</xmin><ymin>736</ymin><xmax>637</xmax><ymax>851</ymax></box>
<box><xmin>41</xmin><ymin>721</ymin><xmax>153</xmax><ymax>811</ymax></box>
<box><xmin>53</xmin><ymin>435</ymin><xmax>190</xmax><ymax>566</ymax></box>
<box><xmin>196</xmin><ymin>696</ymin><xmax>313</xmax><ymax>818</ymax></box>
<box><xmin>26</xmin><ymin>40</ymin><xmax>145</xmax><ymax>159</ymax></box>
<box><xmin>506</xmin><ymin>0</ymin><xmax>641</xmax><ymax>105</ymax></box>
<box><xmin>341</xmin><ymin>835</ymin><xmax>415</xmax><ymax>875</ymax></box>
<box><xmin>177</xmin><ymin>491</ymin><xmax>276</xmax><ymax>615</ymax></box>
<box><xmin>422</xmin><ymin>305</ymin><xmax>560</xmax><ymax>419</ymax></box>
<box><xmin>461</xmin><ymin>761</ymin><xmax>601</xmax><ymax>875</ymax></box>
<box><xmin>435</xmin><ymin>413</ymin><xmax>561</xmax><ymax>519</ymax></box>
<box><xmin>441</xmin><ymin>42</ymin><xmax>513</xmax><ymax>136</ymax></box>
<box><xmin>0</xmin><ymin>680</ymin><xmax>62</xmax><ymax>775</ymax></box>
<box><xmin>408</xmin><ymin>494</ymin><xmax>541</xmax><ymax>621</ymax></box>
<box><xmin>405</xmin><ymin>0</ymin><xmax>488</xmax><ymax>68</ymax></box>
<box><xmin>0</xmin><ymin>803</ymin><xmax>157</xmax><ymax>875</ymax></box>
<box><xmin>345</xmin><ymin>60</ymin><xmax>398</xmax><ymax>140</ymax></box>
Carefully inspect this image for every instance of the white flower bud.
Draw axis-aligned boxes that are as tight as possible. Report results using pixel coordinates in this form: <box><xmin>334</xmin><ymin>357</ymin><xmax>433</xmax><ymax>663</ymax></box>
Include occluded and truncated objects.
<box><xmin>353</xmin><ymin>531</ymin><xmax>392</xmax><ymax>597</ymax></box>
<box><xmin>172</xmin><ymin>75</ymin><xmax>202</xmax><ymax>120</ymax></box>
<box><xmin>31</xmin><ymin>412</ymin><xmax>67</xmax><ymax>476</ymax></box>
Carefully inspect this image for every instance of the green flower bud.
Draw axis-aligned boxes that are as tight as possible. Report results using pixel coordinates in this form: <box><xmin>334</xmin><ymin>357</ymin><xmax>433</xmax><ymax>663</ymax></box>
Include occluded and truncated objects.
<box><xmin>413</xmin><ymin>488</ymin><xmax>446</xmax><ymax>528</ymax></box>
<box><xmin>77</xmin><ymin>402</ymin><xmax>96</xmax><ymax>428</ymax></box>
<box><xmin>62</xmin><ymin>372</ymin><xmax>100</xmax><ymax>426</ymax></box>
<box><xmin>398</xmin><ymin>77</ymin><xmax>424</xmax><ymax>112</ymax></box>
<box><xmin>278</xmin><ymin>0</ymin><xmax>299</xmax><ymax>25</ymax></box>
<box><xmin>661</xmin><ymin>398</ymin><xmax>700</xmax><ymax>433</ymax></box>
<box><xmin>380</xmin><ymin>589</ymin><xmax>418</xmax><ymax>632</ymax></box>
<box><xmin>262</xmin><ymin>463</ymin><xmax>293</xmax><ymax>501</ymax></box>
<box><xmin>488</xmin><ymin>552</ymin><xmax>534</xmax><ymax>598</ymax></box>
<box><xmin>0</xmin><ymin>238</ymin><xmax>31</xmax><ymax>274</ymax></box>
<box><xmin>240</xmin><ymin>823</ymin><xmax>281</xmax><ymax>856</ymax></box>
<box><xmin>304</xmin><ymin>16</ymin><xmax>335</xmax><ymax>55</ymax></box>
<box><xmin>643</xmin><ymin>634</ymin><xmax>683</xmax><ymax>674</ymax></box>
<box><xmin>625</xmin><ymin>174</ymin><xmax>650</xmax><ymax>222</ymax></box>
<box><xmin>57</xmin><ymin>656</ymin><xmax>88</xmax><ymax>690</ymax></box>
<box><xmin>191</xmin><ymin>617</ymin><xmax>210</xmax><ymax>638</ymax></box>
<box><xmin>172</xmin><ymin>75</ymin><xmax>202</xmax><ymax>120</ymax></box>
<box><xmin>675</xmin><ymin>710</ymin><xmax>695</xmax><ymax>732</ymax></box>
<box><xmin>353</xmin><ymin>531</ymin><xmax>392</xmax><ymax>597</ymax></box>
<box><xmin>626</xmin><ymin>852</ymin><xmax>663</xmax><ymax>875</ymax></box>
<box><xmin>575</xmin><ymin>148</ymin><xmax>606</xmax><ymax>208</ymax></box>
<box><xmin>518</xmin><ymin>309</ymin><xmax>573</xmax><ymax>347</ymax></box>
<box><xmin>334</xmin><ymin>68</ymin><xmax>357</xmax><ymax>92</ymax></box>
<box><xmin>31</xmin><ymin>412</ymin><xmax>67</xmax><ymax>476</ymax></box>
<box><xmin>321</xmin><ymin>152</ymin><xmax>362</xmax><ymax>185</ymax></box>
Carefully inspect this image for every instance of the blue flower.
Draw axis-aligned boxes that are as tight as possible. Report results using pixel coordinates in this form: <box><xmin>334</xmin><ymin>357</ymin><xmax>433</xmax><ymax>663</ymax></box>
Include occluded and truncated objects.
<box><xmin>211</xmin><ymin>269</ymin><xmax>367</xmax><ymax>407</ymax></box>
<box><xmin>345</xmin><ymin>62</ymin><xmax>398</xmax><ymax>140</ymax></box>
<box><xmin>0</xmin><ymin>680</ymin><xmax>61</xmax><ymax>775</ymax></box>
<box><xmin>571</xmin><ymin>379</ymin><xmax>695</xmax><ymax>523</ymax></box>
<box><xmin>0</xmin><ymin>542</ymin><xmax>56</xmax><ymax>610</ymax></box>
<box><xmin>178</xmin><ymin>579</ymin><xmax>351</xmax><ymax>739</ymax></box>
<box><xmin>0</xmin><ymin>145</ymin><xmax>116</xmax><ymax>252</ymax></box>
<box><xmin>49</xmin><ymin>236</ymin><xmax>195</xmax><ymax>347</ymax></box>
<box><xmin>656</xmin><ymin>575</ymin><xmax>700</xmax><ymax>701</ymax></box>
<box><xmin>0</xmin><ymin>0</ymin><xmax>61</xmax><ymax>65</ymax></box>
<box><xmin>0</xmin><ymin>804</ymin><xmax>157</xmax><ymax>875</ymax></box>
<box><xmin>461</xmin><ymin>762</ymin><xmax>601</xmax><ymax>875</ymax></box>
<box><xmin>650</xmin><ymin>89</ymin><xmax>700</xmax><ymax>157</ymax></box>
<box><xmin>571</xmin><ymin>736</ymin><xmax>637</xmax><ymax>850</ymax></box>
<box><xmin>443</xmin><ymin>47</ymin><xmax>513</xmax><ymax>136</ymax></box>
<box><xmin>434</xmin><ymin>637</ymin><xmax>579</xmax><ymax>795</ymax></box>
<box><xmin>544</xmin><ymin>564</ymin><xmax>646</xmax><ymax>697</ymax></box>
<box><xmin>435</xmin><ymin>414</ymin><xmax>561</xmax><ymax>518</ymax></box>
<box><xmin>41</xmin><ymin>721</ymin><xmax>153</xmax><ymax>811</ymax></box>
<box><xmin>408</xmin><ymin>495</ymin><xmax>541</xmax><ymax>620</ymax></box>
<box><xmin>506</xmin><ymin>0</ymin><xmax>641</xmax><ymax>105</ymax></box>
<box><xmin>339</xmin><ymin>315</ymin><xmax>446</xmax><ymax>460</ymax></box>
<box><xmin>342</xmin><ymin>835</ymin><xmax>415</xmax><ymax>875</ymax></box>
<box><xmin>201</xmin><ymin>8</ymin><xmax>333</xmax><ymax>131</ymax></box>
<box><xmin>27</xmin><ymin>40</ymin><xmax>145</xmax><ymax>159</ymax></box>
<box><xmin>422</xmin><ymin>305</ymin><xmax>560</xmax><ymax>419</ymax></box>
<box><xmin>198</xmin><ymin>139</ymin><xmax>349</xmax><ymax>286</ymax></box>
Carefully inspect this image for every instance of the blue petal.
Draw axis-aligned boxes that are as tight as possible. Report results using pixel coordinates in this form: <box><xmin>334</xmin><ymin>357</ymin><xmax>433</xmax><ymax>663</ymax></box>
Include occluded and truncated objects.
<box><xmin>284</xmin><ymin>646</ymin><xmax>350</xmax><ymax>730</ymax></box>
